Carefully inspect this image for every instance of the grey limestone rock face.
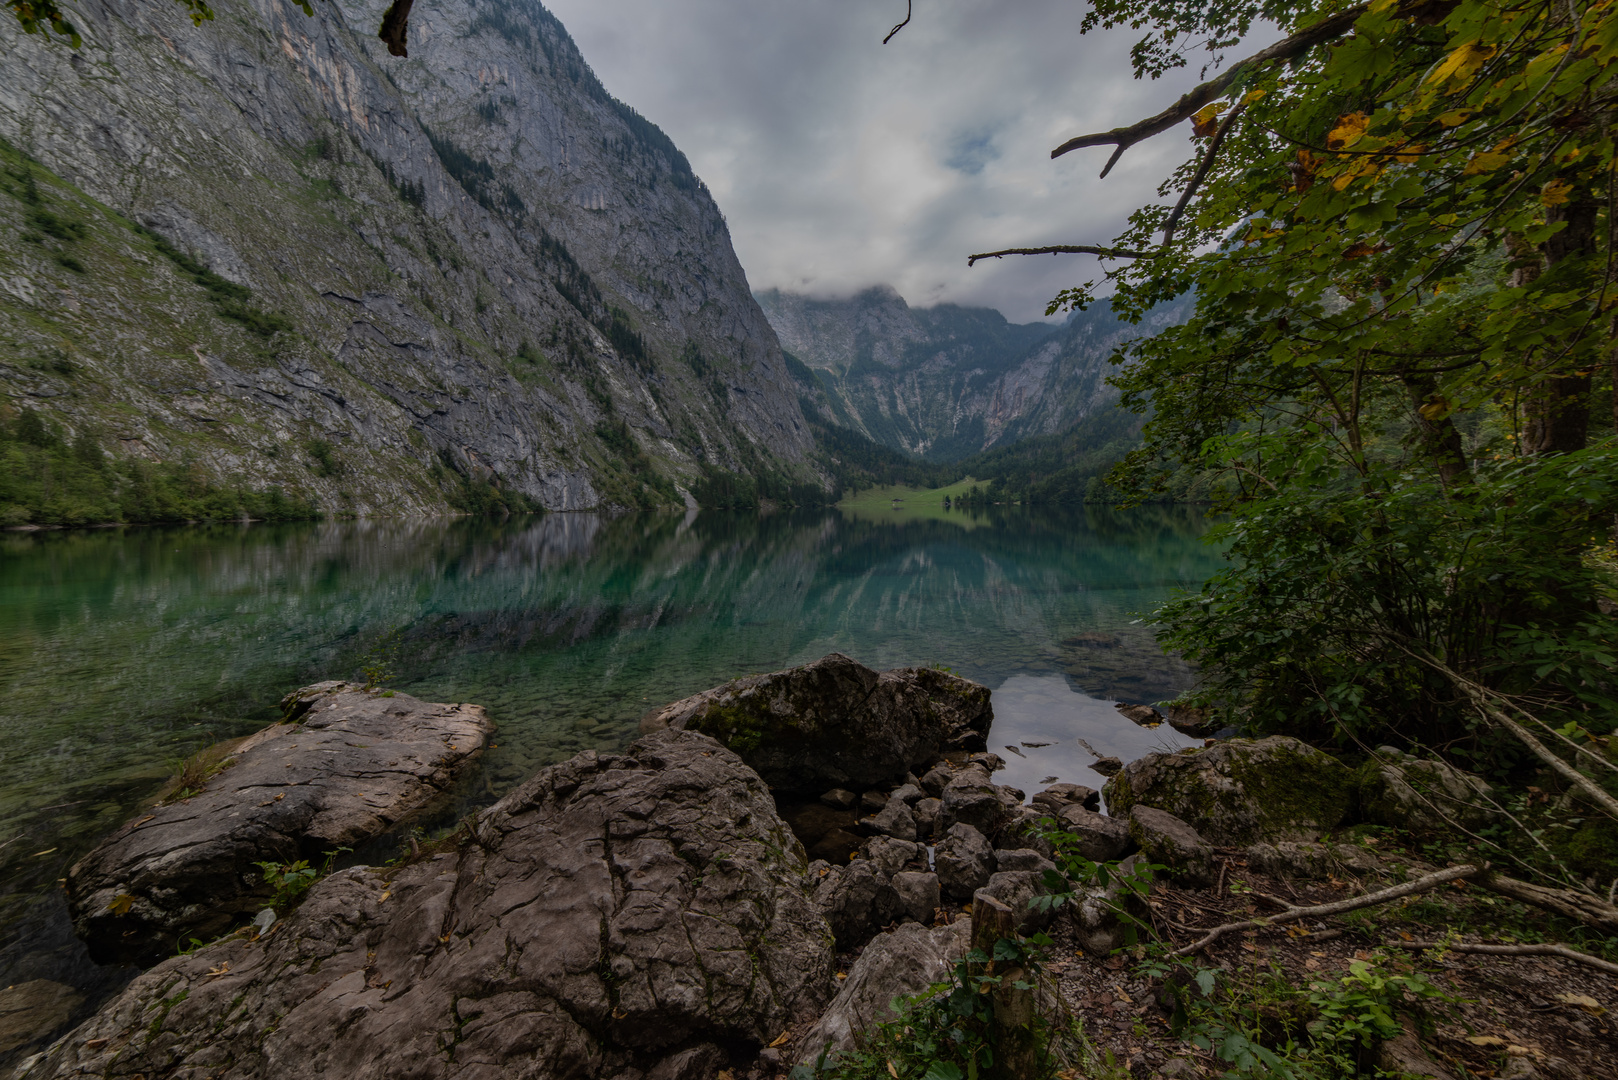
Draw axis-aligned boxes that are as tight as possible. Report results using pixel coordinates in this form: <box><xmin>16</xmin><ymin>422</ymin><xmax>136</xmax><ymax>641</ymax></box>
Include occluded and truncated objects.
<box><xmin>934</xmin><ymin>822</ymin><xmax>996</xmax><ymax>901</ymax></box>
<box><xmin>891</xmin><ymin>871</ymin><xmax>942</xmax><ymax>925</ymax></box>
<box><xmin>1245</xmin><ymin>841</ymin><xmax>1383</xmax><ymax>879</ymax></box>
<box><xmin>794</xmin><ymin>919</ymin><xmax>973</xmax><ymax>1066</ymax></box>
<box><xmin>1056</xmin><ymin>805</ymin><xmax>1135</xmax><ymax>863</ymax></box>
<box><xmin>1030</xmin><ymin>783</ymin><xmax>1099</xmax><ymax>817</ymax></box>
<box><xmin>26</xmin><ymin>729</ymin><xmax>834</xmax><ymax>1080</ymax></box>
<box><xmin>940</xmin><ymin>765</ymin><xmax>1017</xmax><ymax>835</ymax></box>
<box><xmin>65</xmin><ymin>682</ymin><xmax>492</xmax><ymax>965</ymax></box>
<box><xmin>640</xmin><ymin>653</ymin><xmax>992</xmax><ymax>795</ymax></box>
<box><xmin>0</xmin><ymin>0</ymin><xmax>812</xmax><ymax>514</ymax></box>
<box><xmin>973</xmin><ymin>870</ymin><xmax>1056</xmax><ymax>936</ymax></box>
<box><xmin>809</xmin><ymin>838</ymin><xmax>929</xmax><ymax>948</ymax></box>
<box><xmin>861</xmin><ymin>797</ymin><xmax>918</xmax><ymax>842</ymax></box>
<box><xmin>1127</xmin><ymin>806</ymin><xmax>1214</xmax><ymax>887</ymax></box>
<box><xmin>1103</xmin><ymin>736</ymin><xmax>1354</xmax><ymax>847</ymax></box>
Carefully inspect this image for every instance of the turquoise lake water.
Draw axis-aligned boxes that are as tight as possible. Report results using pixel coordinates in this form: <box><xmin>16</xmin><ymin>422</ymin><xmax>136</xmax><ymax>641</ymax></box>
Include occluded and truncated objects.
<box><xmin>0</xmin><ymin>504</ymin><xmax>1221</xmax><ymax>997</ymax></box>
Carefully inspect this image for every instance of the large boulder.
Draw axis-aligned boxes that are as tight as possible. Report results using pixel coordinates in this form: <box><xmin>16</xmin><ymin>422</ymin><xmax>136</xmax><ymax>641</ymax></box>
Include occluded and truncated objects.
<box><xmin>639</xmin><ymin>653</ymin><xmax>992</xmax><ymax>795</ymax></box>
<box><xmin>1360</xmin><ymin>751</ymin><xmax>1497</xmax><ymax>835</ymax></box>
<box><xmin>1103</xmin><ymin>737</ymin><xmax>1353</xmax><ymax>847</ymax></box>
<box><xmin>66</xmin><ymin>682</ymin><xmax>493</xmax><ymax>965</ymax></box>
<box><xmin>24</xmin><ymin>730</ymin><xmax>834</xmax><ymax>1080</ymax></box>
<box><xmin>795</xmin><ymin>920</ymin><xmax>973</xmax><ymax>1066</ymax></box>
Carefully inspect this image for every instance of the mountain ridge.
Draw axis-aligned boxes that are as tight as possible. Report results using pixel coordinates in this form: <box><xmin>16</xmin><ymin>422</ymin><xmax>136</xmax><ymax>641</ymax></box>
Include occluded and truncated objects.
<box><xmin>758</xmin><ymin>285</ymin><xmax>1191</xmax><ymax>463</ymax></box>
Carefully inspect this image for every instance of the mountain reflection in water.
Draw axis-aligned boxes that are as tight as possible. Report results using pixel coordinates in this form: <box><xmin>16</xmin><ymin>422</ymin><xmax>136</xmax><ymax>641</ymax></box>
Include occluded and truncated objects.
<box><xmin>0</xmin><ymin>504</ymin><xmax>1219</xmax><ymax>995</ymax></box>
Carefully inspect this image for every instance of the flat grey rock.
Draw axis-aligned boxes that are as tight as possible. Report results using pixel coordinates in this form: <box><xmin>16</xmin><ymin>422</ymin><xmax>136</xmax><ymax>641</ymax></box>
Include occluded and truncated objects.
<box><xmin>65</xmin><ymin>681</ymin><xmax>493</xmax><ymax>965</ymax></box>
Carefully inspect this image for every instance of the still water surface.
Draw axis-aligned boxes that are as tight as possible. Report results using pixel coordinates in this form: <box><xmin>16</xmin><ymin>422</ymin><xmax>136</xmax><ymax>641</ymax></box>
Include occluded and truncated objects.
<box><xmin>0</xmin><ymin>504</ymin><xmax>1220</xmax><ymax>999</ymax></box>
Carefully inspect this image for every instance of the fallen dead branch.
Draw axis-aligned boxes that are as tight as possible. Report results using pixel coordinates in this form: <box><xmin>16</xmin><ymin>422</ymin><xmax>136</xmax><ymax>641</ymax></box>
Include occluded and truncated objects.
<box><xmin>1473</xmin><ymin>870</ymin><xmax>1618</xmax><ymax>935</ymax></box>
<box><xmin>1390</xmin><ymin>939</ymin><xmax>1618</xmax><ymax>977</ymax></box>
<box><xmin>1168</xmin><ymin>864</ymin><xmax>1481</xmax><ymax>957</ymax></box>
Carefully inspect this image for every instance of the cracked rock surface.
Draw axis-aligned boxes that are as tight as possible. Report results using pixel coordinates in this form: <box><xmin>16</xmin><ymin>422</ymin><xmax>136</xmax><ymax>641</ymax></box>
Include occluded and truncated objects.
<box><xmin>65</xmin><ymin>682</ymin><xmax>493</xmax><ymax>966</ymax></box>
<box><xmin>31</xmin><ymin>729</ymin><xmax>833</xmax><ymax>1080</ymax></box>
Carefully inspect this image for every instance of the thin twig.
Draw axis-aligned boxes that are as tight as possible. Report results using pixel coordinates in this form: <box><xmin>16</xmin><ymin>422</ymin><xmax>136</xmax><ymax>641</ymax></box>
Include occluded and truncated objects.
<box><xmin>883</xmin><ymin>0</ymin><xmax>911</xmax><ymax>45</ymax></box>
<box><xmin>1051</xmin><ymin>5</ymin><xmax>1368</xmax><ymax>173</ymax></box>
<box><xmin>1163</xmin><ymin>100</ymin><xmax>1247</xmax><ymax>246</ymax></box>
<box><xmin>1167</xmin><ymin>864</ymin><xmax>1481</xmax><ymax>958</ymax></box>
<box><xmin>966</xmin><ymin>244</ymin><xmax>1153</xmax><ymax>267</ymax></box>
<box><xmin>1390</xmin><ymin>939</ymin><xmax>1618</xmax><ymax>976</ymax></box>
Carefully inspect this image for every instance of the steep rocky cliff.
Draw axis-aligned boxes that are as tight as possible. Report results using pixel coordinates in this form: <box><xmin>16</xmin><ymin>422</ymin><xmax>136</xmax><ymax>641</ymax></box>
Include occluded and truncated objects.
<box><xmin>0</xmin><ymin>0</ymin><xmax>812</xmax><ymax>515</ymax></box>
<box><xmin>758</xmin><ymin>286</ymin><xmax>1190</xmax><ymax>462</ymax></box>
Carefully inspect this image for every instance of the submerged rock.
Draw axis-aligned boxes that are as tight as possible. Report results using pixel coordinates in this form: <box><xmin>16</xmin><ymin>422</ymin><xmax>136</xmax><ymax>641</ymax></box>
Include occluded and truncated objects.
<box><xmin>0</xmin><ymin>981</ymin><xmax>83</xmax><ymax>1057</ymax></box>
<box><xmin>26</xmin><ymin>730</ymin><xmax>833</xmax><ymax>1080</ymax></box>
<box><xmin>1103</xmin><ymin>736</ymin><xmax>1353</xmax><ymax>846</ymax></box>
<box><xmin>65</xmin><ymin>681</ymin><xmax>493</xmax><ymax>965</ymax></box>
<box><xmin>639</xmin><ymin>653</ymin><xmax>991</xmax><ymax>795</ymax></box>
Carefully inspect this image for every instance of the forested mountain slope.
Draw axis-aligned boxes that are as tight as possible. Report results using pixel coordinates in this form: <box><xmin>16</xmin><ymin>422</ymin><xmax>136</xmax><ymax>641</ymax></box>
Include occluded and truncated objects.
<box><xmin>0</xmin><ymin>0</ymin><xmax>812</xmax><ymax>519</ymax></box>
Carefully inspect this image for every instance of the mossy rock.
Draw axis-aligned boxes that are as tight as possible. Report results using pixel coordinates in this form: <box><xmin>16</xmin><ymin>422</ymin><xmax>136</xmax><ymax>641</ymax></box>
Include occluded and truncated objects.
<box><xmin>1354</xmin><ymin>751</ymin><xmax>1496</xmax><ymax>837</ymax></box>
<box><xmin>639</xmin><ymin>653</ymin><xmax>992</xmax><ymax>795</ymax></box>
<box><xmin>1103</xmin><ymin>736</ymin><xmax>1352</xmax><ymax>846</ymax></box>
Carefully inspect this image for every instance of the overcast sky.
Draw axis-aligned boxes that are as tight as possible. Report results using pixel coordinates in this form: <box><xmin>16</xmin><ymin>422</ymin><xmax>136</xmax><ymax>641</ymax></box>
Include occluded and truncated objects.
<box><xmin>542</xmin><ymin>0</ymin><xmax>1220</xmax><ymax>323</ymax></box>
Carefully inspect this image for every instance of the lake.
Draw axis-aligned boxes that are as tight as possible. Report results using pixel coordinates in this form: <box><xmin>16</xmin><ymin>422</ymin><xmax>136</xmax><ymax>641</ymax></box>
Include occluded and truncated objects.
<box><xmin>0</xmin><ymin>503</ymin><xmax>1221</xmax><ymax>1002</ymax></box>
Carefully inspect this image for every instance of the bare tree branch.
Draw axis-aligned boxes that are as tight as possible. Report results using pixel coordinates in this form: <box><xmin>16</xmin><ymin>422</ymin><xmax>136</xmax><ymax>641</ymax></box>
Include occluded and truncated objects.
<box><xmin>1051</xmin><ymin>4</ymin><xmax>1369</xmax><ymax>176</ymax></box>
<box><xmin>1168</xmin><ymin>863</ymin><xmax>1481</xmax><ymax>957</ymax></box>
<box><xmin>967</xmin><ymin>244</ymin><xmax>1153</xmax><ymax>267</ymax></box>
<box><xmin>1415</xmin><ymin>656</ymin><xmax>1618</xmax><ymax>823</ymax></box>
<box><xmin>1163</xmin><ymin>100</ymin><xmax>1248</xmax><ymax>245</ymax></box>
<box><xmin>883</xmin><ymin>0</ymin><xmax>912</xmax><ymax>45</ymax></box>
<box><xmin>1390</xmin><ymin>939</ymin><xmax>1618</xmax><ymax>976</ymax></box>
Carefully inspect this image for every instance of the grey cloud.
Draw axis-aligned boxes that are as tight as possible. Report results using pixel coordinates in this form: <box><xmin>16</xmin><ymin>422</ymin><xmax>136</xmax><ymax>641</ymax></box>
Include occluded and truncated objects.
<box><xmin>544</xmin><ymin>0</ymin><xmax>1216</xmax><ymax>321</ymax></box>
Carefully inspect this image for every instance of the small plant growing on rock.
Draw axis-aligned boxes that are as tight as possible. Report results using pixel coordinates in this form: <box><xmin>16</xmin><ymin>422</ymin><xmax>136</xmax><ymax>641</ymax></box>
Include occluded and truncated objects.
<box><xmin>800</xmin><ymin>934</ymin><xmax>1058</xmax><ymax>1080</ymax></box>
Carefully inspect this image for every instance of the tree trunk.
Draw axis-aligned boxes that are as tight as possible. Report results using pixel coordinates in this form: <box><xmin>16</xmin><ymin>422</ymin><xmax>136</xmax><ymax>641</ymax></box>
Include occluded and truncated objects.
<box><xmin>1523</xmin><ymin>198</ymin><xmax>1598</xmax><ymax>455</ymax></box>
<box><xmin>1402</xmin><ymin>373</ymin><xmax>1471</xmax><ymax>488</ymax></box>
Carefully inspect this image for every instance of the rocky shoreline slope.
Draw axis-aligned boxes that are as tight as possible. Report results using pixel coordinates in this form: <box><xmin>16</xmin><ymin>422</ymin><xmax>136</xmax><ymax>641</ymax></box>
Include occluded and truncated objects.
<box><xmin>10</xmin><ymin>657</ymin><xmax>1618</xmax><ymax>1079</ymax></box>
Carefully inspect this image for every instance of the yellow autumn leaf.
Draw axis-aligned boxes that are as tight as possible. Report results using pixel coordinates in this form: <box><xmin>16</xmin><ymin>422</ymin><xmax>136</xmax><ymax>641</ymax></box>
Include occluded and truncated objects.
<box><xmin>107</xmin><ymin>893</ymin><xmax>136</xmax><ymax>915</ymax></box>
<box><xmin>1244</xmin><ymin>88</ymin><xmax>1267</xmax><ymax>104</ymax></box>
<box><xmin>1331</xmin><ymin>159</ymin><xmax>1383</xmax><ymax>191</ymax></box>
<box><xmin>1369</xmin><ymin>0</ymin><xmax>1398</xmax><ymax>11</ymax></box>
<box><xmin>1436</xmin><ymin>110</ymin><xmax>1474</xmax><ymax>127</ymax></box>
<box><xmin>1393</xmin><ymin>142</ymin><xmax>1427</xmax><ymax>164</ymax></box>
<box><xmin>1327</xmin><ymin>112</ymin><xmax>1369</xmax><ymax>150</ymax></box>
<box><xmin>1554</xmin><ymin>992</ymin><xmax>1605</xmax><ymax>1015</ymax></box>
<box><xmin>1419</xmin><ymin>397</ymin><xmax>1451</xmax><ymax>420</ymax></box>
<box><xmin>1541</xmin><ymin>179</ymin><xmax>1574</xmax><ymax>206</ymax></box>
<box><xmin>1428</xmin><ymin>41</ymin><xmax>1498</xmax><ymax>86</ymax></box>
<box><xmin>1191</xmin><ymin>102</ymin><xmax>1226</xmax><ymax>137</ymax></box>
<box><xmin>1463</xmin><ymin>150</ymin><xmax>1513</xmax><ymax>174</ymax></box>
